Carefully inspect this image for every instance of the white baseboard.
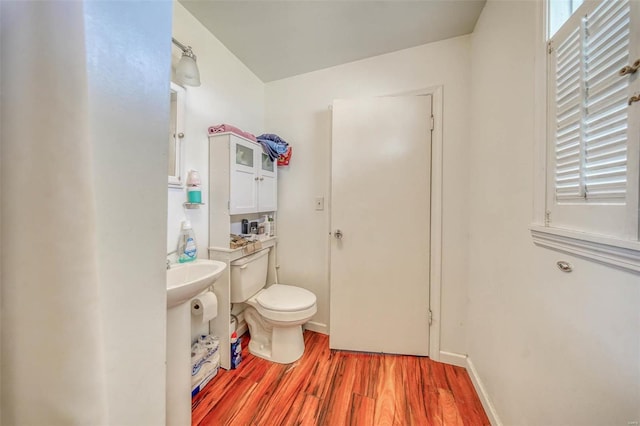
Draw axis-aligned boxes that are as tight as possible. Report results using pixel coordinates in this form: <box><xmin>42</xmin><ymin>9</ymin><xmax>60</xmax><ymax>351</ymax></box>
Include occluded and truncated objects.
<box><xmin>438</xmin><ymin>350</ymin><xmax>467</xmax><ymax>367</ymax></box>
<box><xmin>304</xmin><ymin>321</ymin><xmax>328</xmax><ymax>335</ymax></box>
<box><xmin>438</xmin><ymin>351</ymin><xmax>502</xmax><ymax>425</ymax></box>
<box><xmin>465</xmin><ymin>357</ymin><xmax>502</xmax><ymax>426</ymax></box>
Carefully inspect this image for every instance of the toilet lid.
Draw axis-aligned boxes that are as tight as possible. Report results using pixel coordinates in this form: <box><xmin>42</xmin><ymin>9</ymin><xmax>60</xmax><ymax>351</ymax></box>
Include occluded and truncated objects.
<box><xmin>257</xmin><ymin>284</ymin><xmax>316</xmax><ymax>312</ymax></box>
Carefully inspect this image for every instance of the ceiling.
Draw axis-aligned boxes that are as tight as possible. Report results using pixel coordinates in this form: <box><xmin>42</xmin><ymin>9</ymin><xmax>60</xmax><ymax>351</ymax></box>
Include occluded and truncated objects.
<box><xmin>179</xmin><ymin>0</ymin><xmax>486</xmax><ymax>82</ymax></box>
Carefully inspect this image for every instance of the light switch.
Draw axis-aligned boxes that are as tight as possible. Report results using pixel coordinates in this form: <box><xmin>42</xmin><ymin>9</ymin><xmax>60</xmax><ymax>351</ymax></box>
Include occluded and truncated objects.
<box><xmin>315</xmin><ymin>196</ymin><xmax>324</xmax><ymax>211</ymax></box>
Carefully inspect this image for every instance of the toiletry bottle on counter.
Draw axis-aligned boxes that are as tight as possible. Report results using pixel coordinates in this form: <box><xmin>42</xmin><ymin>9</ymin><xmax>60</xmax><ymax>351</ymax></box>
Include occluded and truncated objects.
<box><xmin>178</xmin><ymin>220</ymin><xmax>197</xmax><ymax>263</ymax></box>
<box><xmin>263</xmin><ymin>215</ymin><xmax>270</xmax><ymax>237</ymax></box>
<box><xmin>268</xmin><ymin>215</ymin><xmax>275</xmax><ymax>237</ymax></box>
<box><xmin>186</xmin><ymin>170</ymin><xmax>202</xmax><ymax>203</ymax></box>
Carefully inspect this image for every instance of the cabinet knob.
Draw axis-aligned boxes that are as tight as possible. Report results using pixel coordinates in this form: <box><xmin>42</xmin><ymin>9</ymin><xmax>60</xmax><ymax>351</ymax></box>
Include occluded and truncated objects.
<box><xmin>254</xmin><ymin>177</ymin><xmax>260</xmax><ymax>181</ymax></box>
<box><xmin>177</xmin><ymin>132</ymin><xmax>185</xmax><ymax>139</ymax></box>
<box><xmin>259</xmin><ymin>177</ymin><xmax>264</xmax><ymax>181</ymax></box>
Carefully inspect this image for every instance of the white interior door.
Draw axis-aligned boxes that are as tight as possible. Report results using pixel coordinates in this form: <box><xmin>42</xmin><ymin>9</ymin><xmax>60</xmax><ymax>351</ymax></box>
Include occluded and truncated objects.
<box><xmin>330</xmin><ymin>95</ymin><xmax>431</xmax><ymax>355</ymax></box>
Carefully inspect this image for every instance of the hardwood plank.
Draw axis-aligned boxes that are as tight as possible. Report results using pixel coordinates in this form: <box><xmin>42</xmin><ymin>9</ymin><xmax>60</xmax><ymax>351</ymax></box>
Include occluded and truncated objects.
<box><xmin>250</xmin><ymin>333</ymin><xmax>328</xmax><ymax>425</ymax></box>
<box><xmin>351</xmin><ymin>352</ymin><xmax>379</xmax><ymax>399</ymax></box>
<box><xmin>303</xmin><ymin>335</ymin><xmax>337</xmax><ymax>399</ymax></box>
<box><xmin>238</xmin><ymin>347</ymin><xmax>270</xmax><ymax>382</ymax></box>
<box><xmin>401</xmin><ymin>355</ymin><xmax>430</xmax><ymax>425</ymax></box>
<box><xmin>318</xmin><ymin>354</ymin><xmax>357</xmax><ymax>425</ymax></box>
<box><xmin>279</xmin><ymin>387</ymin><xmax>309</xmax><ymax>425</ymax></box>
<box><xmin>349</xmin><ymin>393</ymin><xmax>375</xmax><ymax>426</ymax></box>
<box><xmin>191</xmin><ymin>368</ymin><xmax>243</xmax><ymax>425</ymax></box>
<box><xmin>192</xmin><ymin>331</ymin><xmax>490</xmax><ymax>426</ymax></box>
<box><xmin>419</xmin><ymin>355</ymin><xmax>444</xmax><ymax>425</ymax></box>
<box><xmin>444</xmin><ymin>363</ymin><xmax>491</xmax><ymax>425</ymax></box>
<box><xmin>438</xmin><ymin>388</ymin><xmax>464</xmax><ymax>426</ymax></box>
<box><xmin>198</xmin><ymin>376</ymin><xmax>256</xmax><ymax>425</ymax></box>
<box><xmin>295</xmin><ymin>394</ymin><xmax>321</xmax><ymax>426</ymax></box>
<box><xmin>372</xmin><ymin>354</ymin><xmax>397</xmax><ymax>425</ymax></box>
<box><xmin>253</xmin><ymin>361</ymin><xmax>314</xmax><ymax>424</ymax></box>
<box><xmin>392</xmin><ymin>355</ymin><xmax>412</xmax><ymax>425</ymax></box>
<box><xmin>232</xmin><ymin>361</ymin><xmax>285</xmax><ymax>424</ymax></box>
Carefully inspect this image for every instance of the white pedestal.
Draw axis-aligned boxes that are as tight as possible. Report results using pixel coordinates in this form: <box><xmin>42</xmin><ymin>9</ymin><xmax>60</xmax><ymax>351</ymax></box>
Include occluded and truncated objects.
<box><xmin>166</xmin><ymin>303</ymin><xmax>191</xmax><ymax>426</ymax></box>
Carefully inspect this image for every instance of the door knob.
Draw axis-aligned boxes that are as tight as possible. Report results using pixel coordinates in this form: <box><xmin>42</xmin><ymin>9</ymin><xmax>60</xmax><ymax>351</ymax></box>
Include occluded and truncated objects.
<box><xmin>334</xmin><ymin>229</ymin><xmax>343</xmax><ymax>239</ymax></box>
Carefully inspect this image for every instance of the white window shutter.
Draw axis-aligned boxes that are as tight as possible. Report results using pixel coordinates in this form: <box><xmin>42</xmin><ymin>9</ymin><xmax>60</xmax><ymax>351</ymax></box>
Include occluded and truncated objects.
<box><xmin>551</xmin><ymin>0</ymin><xmax>631</xmax><ymax>203</ymax></box>
<box><xmin>584</xmin><ymin>0</ymin><xmax>630</xmax><ymax>200</ymax></box>
<box><xmin>554</xmin><ymin>26</ymin><xmax>583</xmax><ymax>201</ymax></box>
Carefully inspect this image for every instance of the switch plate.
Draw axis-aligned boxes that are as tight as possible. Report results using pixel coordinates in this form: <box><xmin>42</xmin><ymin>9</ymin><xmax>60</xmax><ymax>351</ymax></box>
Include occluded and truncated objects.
<box><xmin>315</xmin><ymin>196</ymin><xmax>324</xmax><ymax>211</ymax></box>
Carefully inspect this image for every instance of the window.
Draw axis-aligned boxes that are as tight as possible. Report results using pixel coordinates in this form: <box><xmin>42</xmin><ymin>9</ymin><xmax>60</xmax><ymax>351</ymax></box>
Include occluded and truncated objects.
<box><xmin>531</xmin><ymin>0</ymin><xmax>640</xmax><ymax>274</ymax></box>
<box><xmin>549</xmin><ymin>0</ymin><xmax>583</xmax><ymax>37</ymax></box>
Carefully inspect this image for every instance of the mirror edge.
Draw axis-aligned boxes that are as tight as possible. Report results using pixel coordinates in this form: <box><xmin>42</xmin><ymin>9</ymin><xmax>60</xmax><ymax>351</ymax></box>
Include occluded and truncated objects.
<box><xmin>169</xmin><ymin>81</ymin><xmax>186</xmax><ymax>189</ymax></box>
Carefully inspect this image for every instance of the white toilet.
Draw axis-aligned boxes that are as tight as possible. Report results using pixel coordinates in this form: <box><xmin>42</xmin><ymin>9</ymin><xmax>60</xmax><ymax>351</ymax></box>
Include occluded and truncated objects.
<box><xmin>230</xmin><ymin>248</ymin><xmax>317</xmax><ymax>364</ymax></box>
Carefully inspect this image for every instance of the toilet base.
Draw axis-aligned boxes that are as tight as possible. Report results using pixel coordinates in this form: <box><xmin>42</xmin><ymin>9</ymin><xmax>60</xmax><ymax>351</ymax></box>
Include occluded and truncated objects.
<box><xmin>249</xmin><ymin>325</ymin><xmax>305</xmax><ymax>364</ymax></box>
<box><xmin>244</xmin><ymin>307</ymin><xmax>306</xmax><ymax>364</ymax></box>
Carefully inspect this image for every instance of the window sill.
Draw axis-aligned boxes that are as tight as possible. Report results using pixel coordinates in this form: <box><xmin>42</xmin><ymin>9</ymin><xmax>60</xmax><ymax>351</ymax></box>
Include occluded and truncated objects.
<box><xmin>530</xmin><ymin>225</ymin><xmax>640</xmax><ymax>274</ymax></box>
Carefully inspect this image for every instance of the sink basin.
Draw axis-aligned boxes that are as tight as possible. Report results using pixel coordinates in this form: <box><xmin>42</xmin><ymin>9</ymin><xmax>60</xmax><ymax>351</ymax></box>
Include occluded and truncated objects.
<box><xmin>166</xmin><ymin>259</ymin><xmax>226</xmax><ymax>308</ymax></box>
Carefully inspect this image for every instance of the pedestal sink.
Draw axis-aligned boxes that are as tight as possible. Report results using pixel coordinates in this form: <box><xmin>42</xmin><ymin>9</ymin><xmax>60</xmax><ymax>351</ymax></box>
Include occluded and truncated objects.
<box><xmin>166</xmin><ymin>259</ymin><xmax>226</xmax><ymax>426</ymax></box>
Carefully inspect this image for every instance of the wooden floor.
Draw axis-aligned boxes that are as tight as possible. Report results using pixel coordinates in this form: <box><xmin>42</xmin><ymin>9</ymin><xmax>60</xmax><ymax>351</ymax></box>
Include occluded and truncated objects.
<box><xmin>192</xmin><ymin>331</ymin><xmax>490</xmax><ymax>426</ymax></box>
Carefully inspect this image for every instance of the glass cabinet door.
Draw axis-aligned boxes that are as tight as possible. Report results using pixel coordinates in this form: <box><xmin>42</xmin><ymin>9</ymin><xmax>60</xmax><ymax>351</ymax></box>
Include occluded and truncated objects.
<box><xmin>261</xmin><ymin>153</ymin><xmax>274</xmax><ymax>173</ymax></box>
<box><xmin>235</xmin><ymin>143</ymin><xmax>254</xmax><ymax>167</ymax></box>
<box><xmin>230</xmin><ymin>137</ymin><xmax>259</xmax><ymax>214</ymax></box>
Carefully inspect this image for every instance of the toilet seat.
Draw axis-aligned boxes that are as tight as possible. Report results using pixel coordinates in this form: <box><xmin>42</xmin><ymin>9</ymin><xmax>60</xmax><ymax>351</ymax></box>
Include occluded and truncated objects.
<box><xmin>246</xmin><ymin>284</ymin><xmax>317</xmax><ymax>324</ymax></box>
<box><xmin>257</xmin><ymin>284</ymin><xmax>316</xmax><ymax>312</ymax></box>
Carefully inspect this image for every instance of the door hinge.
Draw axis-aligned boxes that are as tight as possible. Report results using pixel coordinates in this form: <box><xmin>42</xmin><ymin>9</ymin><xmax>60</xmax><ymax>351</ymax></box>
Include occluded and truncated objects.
<box><xmin>430</xmin><ymin>115</ymin><xmax>435</xmax><ymax>131</ymax></box>
<box><xmin>545</xmin><ymin>210</ymin><xmax>551</xmax><ymax>226</ymax></box>
<box><xmin>547</xmin><ymin>41</ymin><xmax>554</xmax><ymax>54</ymax></box>
<box><xmin>428</xmin><ymin>309</ymin><xmax>433</xmax><ymax>326</ymax></box>
<box><xmin>228</xmin><ymin>200</ymin><xmax>230</xmax><ymax>210</ymax></box>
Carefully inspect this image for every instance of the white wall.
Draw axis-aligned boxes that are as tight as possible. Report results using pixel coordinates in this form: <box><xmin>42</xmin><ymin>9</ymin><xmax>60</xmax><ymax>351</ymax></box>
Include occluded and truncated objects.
<box><xmin>467</xmin><ymin>1</ymin><xmax>640</xmax><ymax>424</ymax></box>
<box><xmin>168</xmin><ymin>2</ymin><xmax>265</xmax><ymax>256</ymax></box>
<box><xmin>265</xmin><ymin>36</ymin><xmax>471</xmax><ymax>354</ymax></box>
<box><xmin>85</xmin><ymin>2</ymin><xmax>172</xmax><ymax>424</ymax></box>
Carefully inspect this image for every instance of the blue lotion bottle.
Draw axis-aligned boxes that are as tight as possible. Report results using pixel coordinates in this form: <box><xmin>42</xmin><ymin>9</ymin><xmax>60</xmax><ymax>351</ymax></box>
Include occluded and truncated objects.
<box><xmin>178</xmin><ymin>220</ymin><xmax>197</xmax><ymax>263</ymax></box>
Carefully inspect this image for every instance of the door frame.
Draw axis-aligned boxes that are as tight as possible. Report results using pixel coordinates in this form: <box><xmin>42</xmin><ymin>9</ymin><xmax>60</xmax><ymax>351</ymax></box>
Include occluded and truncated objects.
<box><xmin>327</xmin><ymin>85</ymin><xmax>444</xmax><ymax>360</ymax></box>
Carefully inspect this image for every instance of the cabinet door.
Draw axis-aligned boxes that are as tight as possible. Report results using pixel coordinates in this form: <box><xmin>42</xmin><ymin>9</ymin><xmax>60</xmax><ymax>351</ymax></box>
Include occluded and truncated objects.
<box><xmin>258</xmin><ymin>152</ymin><xmax>278</xmax><ymax>212</ymax></box>
<box><xmin>229</xmin><ymin>137</ymin><xmax>258</xmax><ymax>214</ymax></box>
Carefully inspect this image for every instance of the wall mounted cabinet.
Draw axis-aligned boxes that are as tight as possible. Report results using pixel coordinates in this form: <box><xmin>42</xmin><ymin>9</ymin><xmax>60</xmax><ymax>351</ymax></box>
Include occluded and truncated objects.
<box><xmin>229</xmin><ymin>136</ymin><xmax>277</xmax><ymax>214</ymax></box>
<box><xmin>209</xmin><ymin>132</ymin><xmax>277</xmax><ymax>248</ymax></box>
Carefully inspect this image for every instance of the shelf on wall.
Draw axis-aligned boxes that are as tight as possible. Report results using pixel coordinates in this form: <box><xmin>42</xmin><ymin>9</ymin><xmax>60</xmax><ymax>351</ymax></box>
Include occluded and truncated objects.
<box><xmin>183</xmin><ymin>202</ymin><xmax>205</xmax><ymax>209</ymax></box>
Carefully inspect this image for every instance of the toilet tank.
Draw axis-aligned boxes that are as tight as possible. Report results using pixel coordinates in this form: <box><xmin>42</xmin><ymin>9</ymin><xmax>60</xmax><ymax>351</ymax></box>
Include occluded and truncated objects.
<box><xmin>229</xmin><ymin>248</ymin><xmax>269</xmax><ymax>303</ymax></box>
